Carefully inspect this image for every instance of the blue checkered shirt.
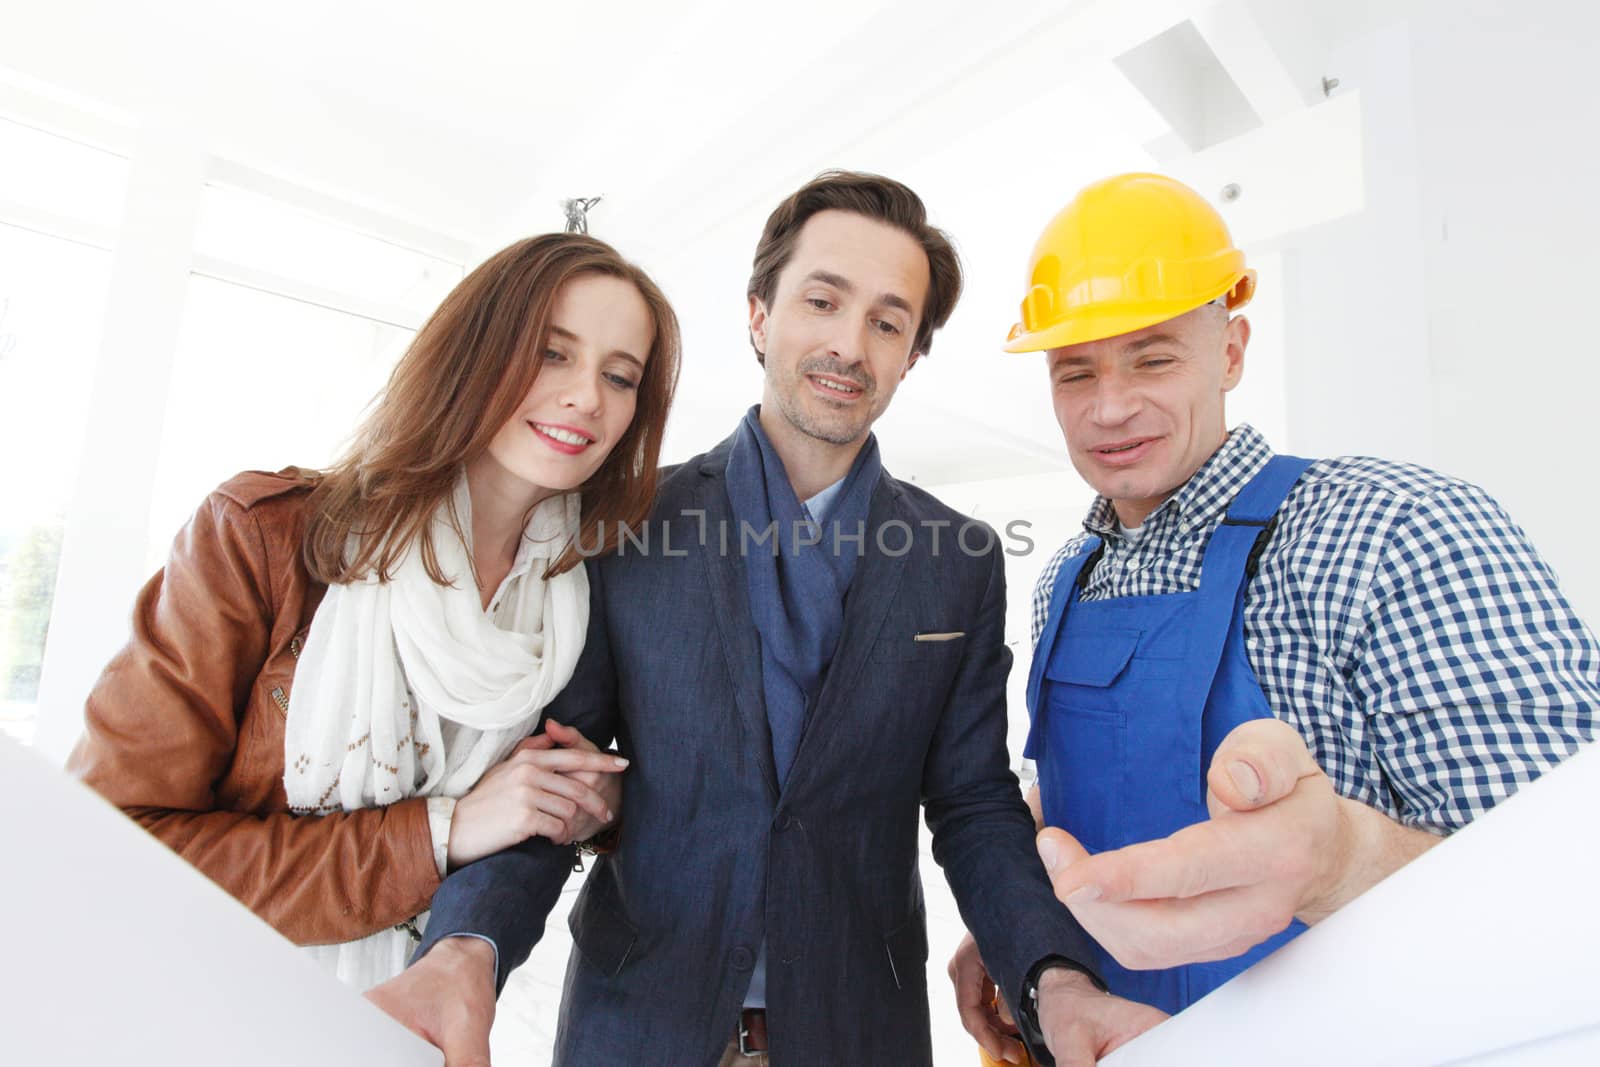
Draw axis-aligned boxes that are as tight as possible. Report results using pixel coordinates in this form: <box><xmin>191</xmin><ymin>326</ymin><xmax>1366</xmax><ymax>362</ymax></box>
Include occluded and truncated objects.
<box><xmin>1030</xmin><ymin>424</ymin><xmax>1599</xmax><ymax>833</ymax></box>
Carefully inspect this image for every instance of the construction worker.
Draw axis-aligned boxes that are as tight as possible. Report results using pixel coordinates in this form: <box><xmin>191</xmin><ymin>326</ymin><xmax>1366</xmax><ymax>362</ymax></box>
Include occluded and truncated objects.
<box><xmin>952</xmin><ymin>172</ymin><xmax>1600</xmax><ymax>1065</ymax></box>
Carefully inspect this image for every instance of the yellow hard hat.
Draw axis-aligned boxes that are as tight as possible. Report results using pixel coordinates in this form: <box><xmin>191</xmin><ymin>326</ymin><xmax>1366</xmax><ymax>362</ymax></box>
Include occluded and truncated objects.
<box><xmin>1004</xmin><ymin>172</ymin><xmax>1255</xmax><ymax>352</ymax></box>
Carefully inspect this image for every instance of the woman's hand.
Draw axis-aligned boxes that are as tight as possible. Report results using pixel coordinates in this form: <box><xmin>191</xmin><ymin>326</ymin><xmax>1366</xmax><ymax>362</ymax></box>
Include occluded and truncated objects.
<box><xmin>542</xmin><ymin>720</ymin><xmax>625</xmax><ymax>844</ymax></box>
<box><xmin>447</xmin><ymin>727</ymin><xmax>628</xmax><ymax>868</ymax></box>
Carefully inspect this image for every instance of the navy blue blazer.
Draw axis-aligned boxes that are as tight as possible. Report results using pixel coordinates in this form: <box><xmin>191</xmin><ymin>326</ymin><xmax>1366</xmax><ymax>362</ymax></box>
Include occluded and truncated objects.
<box><xmin>419</xmin><ymin>431</ymin><xmax>1097</xmax><ymax>1064</ymax></box>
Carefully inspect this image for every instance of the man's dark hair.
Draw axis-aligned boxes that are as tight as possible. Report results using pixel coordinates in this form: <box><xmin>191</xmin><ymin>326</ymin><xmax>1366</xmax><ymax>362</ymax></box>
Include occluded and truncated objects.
<box><xmin>746</xmin><ymin>170</ymin><xmax>963</xmax><ymax>363</ymax></box>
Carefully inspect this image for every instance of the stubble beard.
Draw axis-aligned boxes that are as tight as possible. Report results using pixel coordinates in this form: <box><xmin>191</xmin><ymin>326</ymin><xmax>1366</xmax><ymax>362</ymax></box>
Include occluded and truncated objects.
<box><xmin>774</xmin><ymin>365</ymin><xmax>875</xmax><ymax>447</ymax></box>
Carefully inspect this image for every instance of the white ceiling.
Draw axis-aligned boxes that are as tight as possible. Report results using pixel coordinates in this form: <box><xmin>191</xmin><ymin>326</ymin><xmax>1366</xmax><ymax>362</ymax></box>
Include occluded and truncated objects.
<box><xmin>0</xmin><ymin>0</ymin><xmax>1419</xmax><ymax>484</ymax></box>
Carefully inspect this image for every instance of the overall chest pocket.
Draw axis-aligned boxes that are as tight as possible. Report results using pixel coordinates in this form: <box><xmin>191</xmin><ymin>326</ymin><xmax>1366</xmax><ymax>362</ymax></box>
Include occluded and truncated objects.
<box><xmin>1037</xmin><ymin>628</ymin><xmax>1140</xmax><ymax>855</ymax></box>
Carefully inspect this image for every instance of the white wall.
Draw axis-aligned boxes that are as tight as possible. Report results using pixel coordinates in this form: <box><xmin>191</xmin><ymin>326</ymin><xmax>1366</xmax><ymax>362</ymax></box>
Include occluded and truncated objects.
<box><xmin>1411</xmin><ymin>0</ymin><xmax>1600</xmax><ymax>621</ymax></box>
<box><xmin>1278</xmin><ymin>22</ymin><xmax>1434</xmax><ymax>467</ymax></box>
<box><xmin>1280</xmin><ymin>0</ymin><xmax>1600</xmax><ymax>621</ymax></box>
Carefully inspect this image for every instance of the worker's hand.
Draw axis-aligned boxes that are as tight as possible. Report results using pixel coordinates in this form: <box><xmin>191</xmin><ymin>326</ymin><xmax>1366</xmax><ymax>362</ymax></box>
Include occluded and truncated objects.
<box><xmin>949</xmin><ymin>932</ymin><xmax>1027</xmax><ymax>1064</ymax></box>
<box><xmin>1036</xmin><ymin>718</ymin><xmax>1349</xmax><ymax>971</ymax></box>
<box><xmin>365</xmin><ymin>936</ymin><xmax>496</xmax><ymax>1067</ymax></box>
<box><xmin>1036</xmin><ymin>967</ymin><xmax>1167</xmax><ymax>1066</ymax></box>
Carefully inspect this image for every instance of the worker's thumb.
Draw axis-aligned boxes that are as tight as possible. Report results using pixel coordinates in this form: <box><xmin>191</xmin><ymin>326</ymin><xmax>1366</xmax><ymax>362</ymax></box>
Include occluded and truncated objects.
<box><xmin>1036</xmin><ymin>827</ymin><xmax>1091</xmax><ymax>878</ymax></box>
<box><xmin>1206</xmin><ymin>717</ymin><xmax>1320</xmax><ymax>815</ymax></box>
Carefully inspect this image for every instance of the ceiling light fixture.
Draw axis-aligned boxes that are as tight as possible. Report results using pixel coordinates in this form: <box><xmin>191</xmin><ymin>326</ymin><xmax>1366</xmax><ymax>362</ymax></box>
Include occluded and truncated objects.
<box><xmin>561</xmin><ymin>196</ymin><xmax>603</xmax><ymax>234</ymax></box>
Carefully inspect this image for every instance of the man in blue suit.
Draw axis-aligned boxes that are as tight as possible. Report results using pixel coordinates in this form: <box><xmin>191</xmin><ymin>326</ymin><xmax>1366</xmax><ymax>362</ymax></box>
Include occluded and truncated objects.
<box><xmin>370</xmin><ymin>172</ymin><xmax>1166</xmax><ymax>1065</ymax></box>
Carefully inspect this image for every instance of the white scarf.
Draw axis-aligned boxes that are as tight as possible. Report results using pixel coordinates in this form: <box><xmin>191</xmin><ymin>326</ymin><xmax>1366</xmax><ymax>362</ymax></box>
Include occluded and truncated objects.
<box><xmin>284</xmin><ymin>476</ymin><xmax>589</xmax><ymax>988</ymax></box>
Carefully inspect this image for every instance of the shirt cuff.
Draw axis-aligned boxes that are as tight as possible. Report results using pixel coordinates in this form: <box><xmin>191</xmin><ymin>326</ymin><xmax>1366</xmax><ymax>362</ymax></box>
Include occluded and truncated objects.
<box><xmin>425</xmin><ymin>796</ymin><xmax>456</xmax><ymax>878</ymax></box>
<box><xmin>411</xmin><ymin>933</ymin><xmax>503</xmax><ymax>992</ymax></box>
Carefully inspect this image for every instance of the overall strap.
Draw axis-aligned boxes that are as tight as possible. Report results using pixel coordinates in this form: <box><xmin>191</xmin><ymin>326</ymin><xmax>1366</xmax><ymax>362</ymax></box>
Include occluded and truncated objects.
<box><xmin>1223</xmin><ymin>453</ymin><xmax>1315</xmax><ymax>525</ymax></box>
<box><xmin>1025</xmin><ymin>537</ymin><xmax>1102</xmax><ymax>726</ymax></box>
<box><xmin>1170</xmin><ymin>455</ymin><xmax>1314</xmax><ymax>720</ymax></box>
<box><xmin>1200</xmin><ymin>455</ymin><xmax>1314</xmax><ymax>603</ymax></box>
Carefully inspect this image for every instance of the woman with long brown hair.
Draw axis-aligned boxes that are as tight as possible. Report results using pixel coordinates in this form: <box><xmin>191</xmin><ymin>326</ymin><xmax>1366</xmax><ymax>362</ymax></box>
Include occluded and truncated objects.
<box><xmin>68</xmin><ymin>232</ymin><xmax>680</xmax><ymax>987</ymax></box>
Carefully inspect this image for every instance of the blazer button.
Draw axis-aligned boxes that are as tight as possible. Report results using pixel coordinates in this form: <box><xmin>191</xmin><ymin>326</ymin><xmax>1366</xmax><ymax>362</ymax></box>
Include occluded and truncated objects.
<box><xmin>731</xmin><ymin>945</ymin><xmax>755</xmax><ymax>971</ymax></box>
<box><xmin>776</xmin><ymin>813</ymin><xmax>796</xmax><ymax>832</ymax></box>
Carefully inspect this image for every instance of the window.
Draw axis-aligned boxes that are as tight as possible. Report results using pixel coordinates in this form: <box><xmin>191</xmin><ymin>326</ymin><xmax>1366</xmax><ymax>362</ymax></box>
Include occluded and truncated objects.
<box><xmin>147</xmin><ymin>274</ymin><xmax>415</xmax><ymax>562</ymax></box>
<box><xmin>195</xmin><ymin>183</ymin><xmax>463</xmax><ymax>321</ymax></box>
<box><xmin>0</xmin><ymin>112</ymin><xmax>124</xmax><ymax>746</ymax></box>
<box><xmin>147</xmin><ymin>179</ymin><xmax>464</xmax><ymax>564</ymax></box>
<box><xmin>0</xmin><ymin>114</ymin><xmax>126</xmax><ymax>232</ymax></box>
<box><xmin>0</xmin><ymin>224</ymin><xmax>114</xmax><ymax>744</ymax></box>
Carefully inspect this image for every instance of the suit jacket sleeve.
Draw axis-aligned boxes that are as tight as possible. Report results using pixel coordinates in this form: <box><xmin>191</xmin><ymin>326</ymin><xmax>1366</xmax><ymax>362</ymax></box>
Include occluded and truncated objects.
<box><xmin>414</xmin><ymin>559</ymin><xmax>620</xmax><ymax>993</ymax></box>
<box><xmin>921</xmin><ymin>537</ymin><xmax>1100</xmax><ymax>1011</ymax></box>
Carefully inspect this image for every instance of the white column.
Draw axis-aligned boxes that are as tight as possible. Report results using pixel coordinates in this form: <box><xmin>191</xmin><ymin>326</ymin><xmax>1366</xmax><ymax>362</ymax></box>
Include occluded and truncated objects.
<box><xmin>33</xmin><ymin>122</ymin><xmax>205</xmax><ymax>761</ymax></box>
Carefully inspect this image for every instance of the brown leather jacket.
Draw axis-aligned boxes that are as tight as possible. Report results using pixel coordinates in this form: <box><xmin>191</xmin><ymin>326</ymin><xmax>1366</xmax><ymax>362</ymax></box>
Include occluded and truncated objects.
<box><xmin>67</xmin><ymin>470</ymin><xmax>440</xmax><ymax>946</ymax></box>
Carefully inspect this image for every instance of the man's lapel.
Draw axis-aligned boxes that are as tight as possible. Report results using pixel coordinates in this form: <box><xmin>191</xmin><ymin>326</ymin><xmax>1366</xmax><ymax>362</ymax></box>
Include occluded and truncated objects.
<box><xmin>789</xmin><ymin>475</ymin><xmax>909</xmax><ymax>782</ymax></box>
<box><xmin>695</xmin><ymin>440</ymin><xmax>780</xmax><ymax>801</ymax></box>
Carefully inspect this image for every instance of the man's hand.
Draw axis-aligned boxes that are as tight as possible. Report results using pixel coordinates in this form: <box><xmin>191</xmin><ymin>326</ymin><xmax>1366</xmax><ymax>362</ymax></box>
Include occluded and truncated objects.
<box><xmin>948</xmin><ymin>932</ymin><xmax>1027</xmax><ymax>1064</ymax></box>
<box><xmin>366</xmin><ymin>937</ymin><xmax>497</xmax><ymax>1067</ymax></box>
<box><xmin>1036</xmin><ymin>718</ymin><xmax>1438</xmax><ymax>971</ymax></box>
<box><xmin>1035</xmin><ymin>967</ymin><xmax>1167</xmax><ymax>1066</ymax></box>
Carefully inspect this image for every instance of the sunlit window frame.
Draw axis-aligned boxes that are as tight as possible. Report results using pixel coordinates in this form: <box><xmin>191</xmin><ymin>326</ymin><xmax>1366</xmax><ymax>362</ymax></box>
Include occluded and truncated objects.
<box><xmin>0</xmin><ymin>85</ymin><xmax>128</xmax><ymax>251</ymax></box>
<box><xmin>0</xmin><ymin>84</ymin><xmax>473</xmax><ymax>329</ymax></box>
<box><xmin>194</xmin><ymin>159</ymin><xmax>474</xmax><ymax>332</ymax></box>
<box><xmin>0</xmin><ymin>79</ymin><xmax>476</xmax><ymax>755</ymax></box>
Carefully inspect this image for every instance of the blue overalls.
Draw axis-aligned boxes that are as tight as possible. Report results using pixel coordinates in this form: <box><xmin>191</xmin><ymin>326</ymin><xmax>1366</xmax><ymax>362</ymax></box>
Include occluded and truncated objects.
<box><xmin>1023</xmin><ymin>455</ymin><xmax>1313</xmax><ymax>1015</ymax></box>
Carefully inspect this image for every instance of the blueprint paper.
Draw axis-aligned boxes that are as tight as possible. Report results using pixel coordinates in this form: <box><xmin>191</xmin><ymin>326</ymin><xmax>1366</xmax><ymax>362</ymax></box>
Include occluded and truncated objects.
<box><xmin>0</xmin><ymin>736</ymin><xmax>443</xmax><ymax>1067</ymax></box>
<box><xmin>1105</xmin><ymin>742</ymin><xmax>1600</xmax><ymax>1066</ymax></box>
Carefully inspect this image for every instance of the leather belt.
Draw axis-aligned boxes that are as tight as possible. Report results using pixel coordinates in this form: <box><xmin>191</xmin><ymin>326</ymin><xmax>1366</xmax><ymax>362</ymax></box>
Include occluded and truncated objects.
<box><xmin>737</xmin><ymin>1008</ymin><xmax>770</xmax><ymax>1055</ymax></box>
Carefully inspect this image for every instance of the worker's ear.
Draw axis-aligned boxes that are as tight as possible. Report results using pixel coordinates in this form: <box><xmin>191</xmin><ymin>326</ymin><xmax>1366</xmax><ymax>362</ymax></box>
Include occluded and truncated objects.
<box><xmin>1221</xmin><ymin>315</ymin><xmax>1250</xmax><ymax>392</ymax></box>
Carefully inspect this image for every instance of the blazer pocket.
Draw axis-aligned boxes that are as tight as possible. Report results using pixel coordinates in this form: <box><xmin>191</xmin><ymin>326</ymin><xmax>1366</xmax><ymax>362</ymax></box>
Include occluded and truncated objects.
<box><xmin>883</xmin><ymin>916</ymin><xmax>929</xmax><ymax>990</ymax></box>
<box><xmin>870</xmin><ymin>630</ymin><xmax>968</xmax><ymax>663</ymax></box>
<box><xmin>568</xmin><ymin>862</ymin><xmax>639</xmax><ymax>978</ymax></box>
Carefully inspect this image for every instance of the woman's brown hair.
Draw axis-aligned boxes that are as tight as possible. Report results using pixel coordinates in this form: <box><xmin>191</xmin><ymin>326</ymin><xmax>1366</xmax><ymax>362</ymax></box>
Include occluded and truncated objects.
<box><xmin>304</xmin><ymin>233</ymin><xmax>681</xmax><ymax>584</ymax></box>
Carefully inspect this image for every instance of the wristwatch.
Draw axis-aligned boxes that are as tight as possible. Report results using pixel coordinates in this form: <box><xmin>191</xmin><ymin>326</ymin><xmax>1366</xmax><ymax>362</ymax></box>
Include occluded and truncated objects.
<box><xmin>1016</xmin><ymin>955</ymin><xmax>1108</xmax><ymax>1067</ymax></box>
<box><xmin>571</xmin><ymin>820</ymin><xmax>624</xmax><ymax>871</ymax></box>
